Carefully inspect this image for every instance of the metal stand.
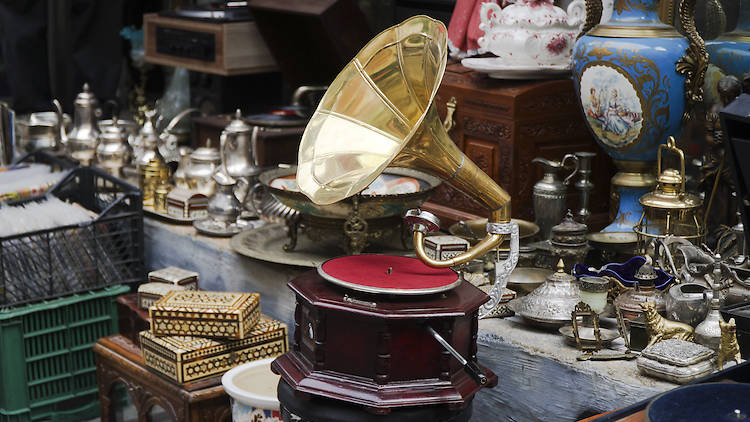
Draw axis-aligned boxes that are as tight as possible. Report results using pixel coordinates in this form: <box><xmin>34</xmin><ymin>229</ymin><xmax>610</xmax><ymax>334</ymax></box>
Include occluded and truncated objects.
<box><xmin>572</xmin><ymin>302</ymin><xmax>637</xmax><ymax>361</ymax></box>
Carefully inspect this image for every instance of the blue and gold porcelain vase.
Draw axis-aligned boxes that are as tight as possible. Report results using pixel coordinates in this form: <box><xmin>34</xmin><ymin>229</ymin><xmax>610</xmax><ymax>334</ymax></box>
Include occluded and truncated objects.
<box><xmin>571</xmin><ymin>0</ymin><xmax>707</xmax><ymax>244</ymax></box>
<box><xmin>706</xmin><ymin>2</ymin><xmax>750</xmax><ymax>79</ymax></box>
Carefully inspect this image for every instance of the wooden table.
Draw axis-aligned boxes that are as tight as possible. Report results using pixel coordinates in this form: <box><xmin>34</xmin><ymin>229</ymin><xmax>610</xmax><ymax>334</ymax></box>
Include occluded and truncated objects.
<box><xmin>94</xmin><ymin>335</ymin><xmax>232</xmax><ymax>422</ymax></box>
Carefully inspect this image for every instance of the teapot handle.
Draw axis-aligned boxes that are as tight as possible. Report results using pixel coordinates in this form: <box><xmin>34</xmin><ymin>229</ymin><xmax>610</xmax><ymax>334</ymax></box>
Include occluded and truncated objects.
<box><xmin>562</xmin><ymin>153</ymin><xmax>580</xmax><ymax>185</ymax></box>
<box><xmin>242</xmin><ymin>182</ymin><xmax>265</xmax><ymax>217</ymax></box>
<box><xmin>577</xmin><ymin>0</ymin><xmax>603</xmax><ymax>40</ymax></box>
<box><xmin>478</xmin><ymin>2</ymin><xmax>503</xmax><ymax>53</ymax></box>
<box><xmin>220</xmin><ymin>131</ymin><xmax>233</xmax><ymax>172</ymax></box>
<box><xmin>567</xmin><ymin>0</ymin><xmax>587</xmax><ymax>28</ymax></box>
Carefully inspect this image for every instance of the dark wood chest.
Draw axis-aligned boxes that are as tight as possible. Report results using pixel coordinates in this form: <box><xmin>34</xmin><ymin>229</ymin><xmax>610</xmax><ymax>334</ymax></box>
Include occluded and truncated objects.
<box><xmin>425</xmin><ymin>63</ymin><xmax>613</xmax><ymax>227</ymax></box>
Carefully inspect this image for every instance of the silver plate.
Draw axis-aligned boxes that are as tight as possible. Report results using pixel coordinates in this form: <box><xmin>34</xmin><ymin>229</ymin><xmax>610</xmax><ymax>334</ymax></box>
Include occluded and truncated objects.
<box><xmin>230</xmin><ymin>223</ymin><xmax>412</xmax><ymax>268</ymax></box>
<box><xmin>193</xmin><ymin>218</ymin><xmax>242</xmax><ymax>237</ymax></box>
<box><xmin>316</xmin><ymin>256</ymin><xmax>462</xmax><ymax>295</ymax></box>
<box><xmin>144</xmin><ymin>206</ymin><xmax>197</xmax><ymax>224</ymax></box>
<box><xmin>558</xmin><ymin>325</ymin><xmax>620</xmax><ymax>347</ymax></box>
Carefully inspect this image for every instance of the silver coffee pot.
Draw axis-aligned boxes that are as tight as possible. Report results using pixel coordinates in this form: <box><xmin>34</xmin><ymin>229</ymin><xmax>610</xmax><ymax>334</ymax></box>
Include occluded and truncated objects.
<box><xmin>185</xmin><ymin>139</ymin><xmax>222</xmax><ymax>196</ymax></box>
<box><xmin>133</xmin><ymin>109</ymin><xmax>161</xmax><ymax>171</ymax></box>
<box><xmin>95</xmin><ymin>113</ymin><xmax>131</xmax><ymax>177</ymax></box>
<box><xmin>56</xmin><ymin>83</ymin><xmax>100</xmax><ymax>165</ymax></box>
<box><xmin>173</xmin><ymin>146</ymin><xmax>194</xmax><ymax>189</ymax></box>
<box><xmin>206</xmin><ymin>169</ymin><xmax>242</xmax><ymax>224</ymax></box>
<box><xmin>532</xmin><ymin>155</ymin><xmax>579</xmax><ymax>240</ymax></box>
<box><xmin>220</xmin><ymin>109</ymin><xmax>262</xmax><ymax>180</ymax></box>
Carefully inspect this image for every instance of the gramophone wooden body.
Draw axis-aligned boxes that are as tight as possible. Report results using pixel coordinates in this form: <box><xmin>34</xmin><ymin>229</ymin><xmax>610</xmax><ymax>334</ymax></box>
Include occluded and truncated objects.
<box><xmin>271</xmin><ymin>271</ymin><xmax>498</xmax><ymax>412</ymax></box>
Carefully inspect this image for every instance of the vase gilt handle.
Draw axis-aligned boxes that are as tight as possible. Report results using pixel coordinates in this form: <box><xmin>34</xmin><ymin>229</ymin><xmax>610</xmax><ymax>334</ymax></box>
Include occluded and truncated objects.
<box><xmin>675</xmin><ymin>0</ymin><xmax>708</xmax><ymax>123</ymax></box>
<box><xmin>577</xmin><ymin>0</ymin><xmax>602</xmax><ymax>40</ymax></box>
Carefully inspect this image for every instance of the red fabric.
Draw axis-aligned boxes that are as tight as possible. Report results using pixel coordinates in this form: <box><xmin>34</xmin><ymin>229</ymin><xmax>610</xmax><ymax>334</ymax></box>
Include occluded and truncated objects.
<box><xmin>320</xmin><ymin>255</ymin><xmax>458</xmax><ymax>290</ymax></box>
<box><xmin>447</xmin><ymin>0</ymin><xmax>500</xmax><ymax>58</ymax></box>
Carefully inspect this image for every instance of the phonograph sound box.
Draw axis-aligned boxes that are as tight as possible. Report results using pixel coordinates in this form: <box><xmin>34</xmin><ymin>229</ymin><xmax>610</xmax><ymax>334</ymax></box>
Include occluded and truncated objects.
<box><xmin>270</xmin><ymin>16</ymin><xmax>522</xmax><ymax>415</ymax></box>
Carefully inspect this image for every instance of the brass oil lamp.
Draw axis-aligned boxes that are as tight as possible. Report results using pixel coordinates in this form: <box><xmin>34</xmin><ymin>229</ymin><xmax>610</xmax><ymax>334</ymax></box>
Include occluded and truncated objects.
<box><xmin>634</xmin><ymin>137</ymin><xmax>704</xmax><ymax>254</ymax></box>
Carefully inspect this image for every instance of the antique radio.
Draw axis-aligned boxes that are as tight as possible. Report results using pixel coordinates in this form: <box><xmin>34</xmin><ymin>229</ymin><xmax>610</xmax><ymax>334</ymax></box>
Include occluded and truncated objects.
<box><xmin>143</xmin><ymin>13</ymin><xmax>277</xmax><ymax>76</ymax></box>
<box><xmin>271</xmin><ymin>15</ymin><xmax>516</xmax><ymax>414</ymax></box>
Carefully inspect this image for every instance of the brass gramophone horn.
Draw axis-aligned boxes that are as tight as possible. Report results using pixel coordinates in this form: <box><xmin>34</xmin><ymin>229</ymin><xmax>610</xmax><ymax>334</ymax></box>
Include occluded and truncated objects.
<box><xmin>296</xmin><ymin>15</ymin><xmax>512</xmax><ymax>267</ymax></box>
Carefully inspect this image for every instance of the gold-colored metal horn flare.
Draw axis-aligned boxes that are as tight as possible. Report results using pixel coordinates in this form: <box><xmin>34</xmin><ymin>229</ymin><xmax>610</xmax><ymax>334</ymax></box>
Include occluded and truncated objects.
<box><xmin>296</xmin><ymin>15</ymin><xmax>511</xmax><ymax>267</ymax></box>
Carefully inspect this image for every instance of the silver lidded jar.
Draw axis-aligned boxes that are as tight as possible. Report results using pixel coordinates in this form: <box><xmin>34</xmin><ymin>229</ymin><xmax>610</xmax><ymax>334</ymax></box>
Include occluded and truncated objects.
<box><xmin>95</xmin><ymin>118</ymin><xmax>130</xmax><ymax>177</ymax></box>
<box><xmin>665</xmin><ymin>283</ymin><xmax>710</xmax><ymax>327</ymax></box>
<box><xmin>185</xmin><ymin>140</ymin><xmax>222</xmax><ymax>196</ymax></box>
<box><xmin>518</xmin><ymin>259</ymin><xmax>580</xmax><ymax>328</ymax></box>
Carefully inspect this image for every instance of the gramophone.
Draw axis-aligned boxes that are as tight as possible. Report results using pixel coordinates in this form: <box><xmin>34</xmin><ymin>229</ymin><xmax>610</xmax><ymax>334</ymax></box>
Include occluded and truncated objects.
<box><xmin>271</xmin><ymin>16</ymin><xmax>520</xmax><ymax>414</ymax></box>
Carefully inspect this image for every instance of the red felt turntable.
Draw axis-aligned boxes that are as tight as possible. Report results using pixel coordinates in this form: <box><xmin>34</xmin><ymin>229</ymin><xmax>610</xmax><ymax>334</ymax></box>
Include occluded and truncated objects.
<box><xmin>271</xmin><ymin>257</ymin><xmax>498</xmax><ymax>413</ymax></box>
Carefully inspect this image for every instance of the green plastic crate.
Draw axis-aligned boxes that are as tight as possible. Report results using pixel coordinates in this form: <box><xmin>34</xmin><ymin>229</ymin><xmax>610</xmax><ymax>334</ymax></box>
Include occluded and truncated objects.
<box><xmin>0</xmin><ymin>285</ymin><xmax>129</xmax><ymax>422</ymax></box>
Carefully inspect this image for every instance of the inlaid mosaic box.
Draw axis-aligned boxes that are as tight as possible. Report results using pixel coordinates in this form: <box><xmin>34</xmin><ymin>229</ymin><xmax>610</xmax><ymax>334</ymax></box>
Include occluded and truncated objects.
<box><xmin>140</xmin><ymin>316</ymin><xmax>287</xmax><ymax>383</ymax></box>
<box><xmin>150</xmin><ymin>291</ymin><xmax>261</xmax><ymax>339</ymax></box>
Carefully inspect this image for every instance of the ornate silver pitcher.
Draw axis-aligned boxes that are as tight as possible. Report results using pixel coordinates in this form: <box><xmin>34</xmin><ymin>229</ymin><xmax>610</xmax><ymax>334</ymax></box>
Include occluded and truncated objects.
<box><xmin>532</xmin><ymin>155</ymin><xmax>579</xmax><ymax>240</ymax></box>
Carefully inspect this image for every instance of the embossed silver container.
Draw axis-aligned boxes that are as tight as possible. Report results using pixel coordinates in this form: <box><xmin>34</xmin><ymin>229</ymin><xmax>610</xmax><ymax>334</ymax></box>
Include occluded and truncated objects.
<box><xmin>518</xmin><ymin>259</ymin><xmax>580</xmax><ymax>328</ymax></box>
<box><xmin>532</xmin><ymin>155</ymin><xmax>578</xmax><ymax>240</ymax></box>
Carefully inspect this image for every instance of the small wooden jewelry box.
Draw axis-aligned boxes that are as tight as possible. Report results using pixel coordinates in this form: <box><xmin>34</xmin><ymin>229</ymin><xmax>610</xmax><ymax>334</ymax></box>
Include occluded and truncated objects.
<box><xmin>137</xmin><ymin>282</ymin><xmax>188</xmax><ymax>309</ymax></box>
<box><xmin>148</xmin><ymin>266</ymin><xmax>199</xmax><ymax>290</ymax></box>
<box><xmin>150</xmin><ymin>291</ymin><xmax>261</xmax><ymax>339</ymax></box>
<box><xmin>166</xmin><ymin>188</ymin><xmax>208</xmax><ymax>220</ymax></box>
<box><xmin>424</xmin><ymin>235</ymin><xmax>470</xmax><ymax>261</ymax></box>
<box><xmin>140</xmin><ymin>316</ymin><xmax>287</xmax><ymax>383</ymax></box>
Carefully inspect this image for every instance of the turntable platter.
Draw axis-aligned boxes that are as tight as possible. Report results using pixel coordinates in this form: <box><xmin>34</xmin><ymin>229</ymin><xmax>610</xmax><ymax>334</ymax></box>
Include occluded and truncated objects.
<box><xmin>318</xmin><ymin>254</ymin><xmax>461</xmax><ymax>295</ymax></box>
<box><xmin>646</xmin><ymin>382</ymin><xmax>750</xmax><ymax>422</ymax></box>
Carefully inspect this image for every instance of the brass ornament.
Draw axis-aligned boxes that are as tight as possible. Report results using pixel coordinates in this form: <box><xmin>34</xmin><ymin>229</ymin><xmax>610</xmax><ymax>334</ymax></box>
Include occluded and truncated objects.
<box><xmin>718</xmin><ymin>316</ymin><xmax>742</xmax><ymax>370</ymax></box>
<box><xmin>641</xmin><ymin>301</ymin><xmax>695</xmax><ymax>347</ymax></box>
<box><xmin>675</xmin><ymin>0</ymin><xmax>708</xmax><ymax>122</ymax></box>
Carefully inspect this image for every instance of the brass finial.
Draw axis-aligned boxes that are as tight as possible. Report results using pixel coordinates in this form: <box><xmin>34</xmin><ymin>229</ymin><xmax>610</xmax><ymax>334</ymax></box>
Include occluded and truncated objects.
<box><xmin>556</xmin><ymin>258</ymin><xmax>565</xmax><ymax>273</ymax></box>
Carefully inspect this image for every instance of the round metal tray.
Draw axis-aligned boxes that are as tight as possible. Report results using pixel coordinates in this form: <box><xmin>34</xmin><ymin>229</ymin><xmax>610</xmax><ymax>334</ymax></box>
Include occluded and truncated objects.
<box><xmin>230</xmin><ymin>223</ymin><xmax>412</xmax><ymax>267</ymax></box>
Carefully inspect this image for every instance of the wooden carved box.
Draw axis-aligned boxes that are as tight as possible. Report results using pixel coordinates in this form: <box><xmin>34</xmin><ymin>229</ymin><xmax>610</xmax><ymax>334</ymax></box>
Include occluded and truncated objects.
<box><xmin>141</xmin><ymin>316</ymin><xmax>287</xmax><ymax>384</ymax></box>
<box><xmin>272</xmin><ymin>271</ymin><xmax>498</xmax><ymax>413</ymax></box>
<box><xmin>426</xmin><ymin>63</ymin><xmax>613</xmax><ymax>226</ymax></box>
<box><xmin>150</xmin><ymin>291</ymin><xmax>260</xmax><ymax>339</ymax></box>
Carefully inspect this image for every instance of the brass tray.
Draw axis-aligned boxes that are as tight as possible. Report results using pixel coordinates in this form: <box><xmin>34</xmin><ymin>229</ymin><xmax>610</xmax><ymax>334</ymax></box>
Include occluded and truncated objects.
<box><xmin>144</xmin><ymin>205</ymin><xmax>197</xmax><ymax>224</ymax></box>
<box><xmin>586</xmin><ymin>231</ymin><xmax>638</xmax><ymax>252</ymax></box>
<box><xmin>448</xmin><ymin>218</ymin><xmax>539</xmax><ymax>246</ymax></box>
<box><xmin>230</xmin><ymin>223</ymin><xmax>412</xmax><ymax>268</ymax></box>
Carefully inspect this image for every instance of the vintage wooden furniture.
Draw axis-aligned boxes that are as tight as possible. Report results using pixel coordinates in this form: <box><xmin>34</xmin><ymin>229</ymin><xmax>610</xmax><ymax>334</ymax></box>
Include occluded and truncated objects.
<box><xmin>143</xmin><ymin>13</ymin><xmax>277</xmax><ymax>76</ymax></box>
<box><xmin>94</xmin><ymin>335</ymin><xmax>232</xmax><ymax>422</ymax></box>
<box><xmin>117</xmin><ymin>293</ymin><xmax>151</xmax><ymax>347</ymax></box>
<box><xmin>247</xmin><ymin>0</ymin><xmax>372</xmax><ymax>87</ymax></box>
<box><xmin>425</xmin><ymin>63</ymin><xmax>614</xmax><ymax>227</ymax></box>
<box><xmin>272</xmin><ymin>270</ymin><xmax>498</xmax><ymax>414</ymax></box>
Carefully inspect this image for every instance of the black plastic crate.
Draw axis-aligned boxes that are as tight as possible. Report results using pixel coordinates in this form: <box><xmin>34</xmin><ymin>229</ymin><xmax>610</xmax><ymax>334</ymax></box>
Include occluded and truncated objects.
<box><xmin>0</xmin><ymin>166</ymin><xmax>144</xmax><ymax>307</ymax></box>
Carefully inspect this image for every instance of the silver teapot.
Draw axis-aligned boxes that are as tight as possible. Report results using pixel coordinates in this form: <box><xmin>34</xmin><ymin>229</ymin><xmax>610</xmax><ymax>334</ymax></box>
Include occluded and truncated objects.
<box><xmin>132</xmin><ymin>109</ymin><xmax>161</xmax><ymax>171</ymax></box>
<box><xmin>220</xmin><ymin>109</ymin><xmax>261</xmax><ymax>180</ymax></box>
<box><xmin>532</xmin><ymin>155</ymin><xmax>579</xmax><ymax>240</ymax></box>
<box><xmin>56</xmin><ymin>83</ymin><xmax>100</xmax><ymax>165</ymax></box>
<box><xmin>95</xmin><ymin>113</ymin><xmax>131</xmax><ymax>177</ymax></box>
<box><xmin>185</xmin><ymin>139</ymin><xmax>221</xmax><ymax>196</ymax></box>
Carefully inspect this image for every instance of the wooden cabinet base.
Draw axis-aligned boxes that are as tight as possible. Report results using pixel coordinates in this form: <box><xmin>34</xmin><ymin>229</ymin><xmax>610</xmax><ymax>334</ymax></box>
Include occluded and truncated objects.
<box><xmin>94</xmin><ymin>335</ymin><xmax>231</xmax><ymax>422</ymax></box>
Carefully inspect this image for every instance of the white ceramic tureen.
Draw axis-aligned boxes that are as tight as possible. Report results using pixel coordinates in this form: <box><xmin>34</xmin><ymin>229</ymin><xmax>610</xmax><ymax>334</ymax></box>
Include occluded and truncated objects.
<box><xmin>478</xmin><ymin>0</ymin><xmax>586</xmax><ymax>68</ymax></box>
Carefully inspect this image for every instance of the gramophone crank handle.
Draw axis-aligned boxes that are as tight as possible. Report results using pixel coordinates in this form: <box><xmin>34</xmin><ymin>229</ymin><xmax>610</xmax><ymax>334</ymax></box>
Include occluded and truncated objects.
<box><xmin>426</xmin><ymin>326</ymin><xmax>488</xmax><ymax>386</ymax></box>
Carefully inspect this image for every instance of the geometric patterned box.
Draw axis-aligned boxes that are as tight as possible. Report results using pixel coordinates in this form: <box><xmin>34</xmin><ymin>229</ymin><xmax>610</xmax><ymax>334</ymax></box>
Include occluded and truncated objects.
<box><xmin>140</xmin><ymin>316</ymin><xmax>287</xmax><ymax>383</ymax></box>
<box><xmin>150</xmin><ymin>291</ymin><xmax>261</xmax><ymax>339</ymax></box>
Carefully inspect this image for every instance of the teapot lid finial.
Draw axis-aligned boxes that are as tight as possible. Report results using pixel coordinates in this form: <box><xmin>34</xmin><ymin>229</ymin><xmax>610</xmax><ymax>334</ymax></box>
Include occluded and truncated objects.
<box><xmin>235</xmin><ymin>109</ymin><xmax>242</xmax><ymax>120</ymax></box>
<box><xmin>556</xmin><ymin>258</ymin><xmax>565</xmax><ymax>273</ymax></box>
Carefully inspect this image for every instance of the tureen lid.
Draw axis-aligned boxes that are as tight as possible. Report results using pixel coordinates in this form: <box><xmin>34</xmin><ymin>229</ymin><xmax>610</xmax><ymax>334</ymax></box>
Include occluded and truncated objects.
<box><xmin>550</xmin><ymin>211</ymin><xmax>587</xmax><ymax>246</ymax></box>
<box><xmin>224</xmin><ymin>109</ymin><xmax>251</xmax><ymax>133</ymax></box>
<box><xmin>518</xmin><ymin>259</ymin><xmax>580</xmax><ymax>326</ymax></box>
<box><xmin>191</xmin><ymin>139</ymin><xmax>221</xmax><ymax>162</ymax></box>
